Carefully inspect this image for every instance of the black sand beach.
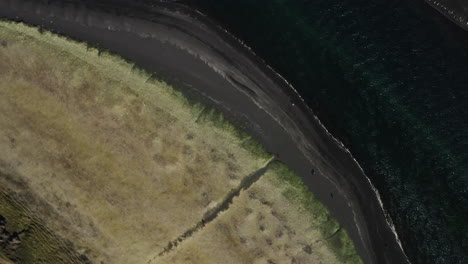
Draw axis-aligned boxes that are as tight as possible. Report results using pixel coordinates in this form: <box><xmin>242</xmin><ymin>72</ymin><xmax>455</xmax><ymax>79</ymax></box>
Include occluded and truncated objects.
<box><xmin>0</xmin><ymin>0</ymin><xmax>410</xmax><ymax>263</ymax></box>
<box><xmin>425</xmin><ymin>0</ymin><xmax>468</xmax><ymax>31</ymax></box>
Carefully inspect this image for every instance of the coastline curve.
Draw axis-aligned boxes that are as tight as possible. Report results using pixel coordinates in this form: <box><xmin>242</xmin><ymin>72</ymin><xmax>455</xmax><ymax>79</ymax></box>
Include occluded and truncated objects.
<box><xmin>0</xmin><ymin>0</ymin><xmax>410</xmax><ymax>263</ymax></box>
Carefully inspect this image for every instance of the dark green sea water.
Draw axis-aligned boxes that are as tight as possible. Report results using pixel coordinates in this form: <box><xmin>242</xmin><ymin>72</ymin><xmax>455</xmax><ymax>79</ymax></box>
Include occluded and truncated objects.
<box><xmin>189</xmin><ymin>1</ymin><xmax>468</xmax><ymax>263</ymax></box>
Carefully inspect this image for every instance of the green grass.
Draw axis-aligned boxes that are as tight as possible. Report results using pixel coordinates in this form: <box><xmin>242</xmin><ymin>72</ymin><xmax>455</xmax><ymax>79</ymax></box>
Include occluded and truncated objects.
<box><xmin>192</xmin><ymin>103</ymin><xmax>271</xmax><ymax>160</ymax></box>
<box><xmin>268</xmin><ymin>162</ymin><xmax>363</xmax><ymax>264</ymax></box>
<box><xmin>0</xmin><ymin>185</ymin><xmax>85</xmax><ymax>264</ymax></box>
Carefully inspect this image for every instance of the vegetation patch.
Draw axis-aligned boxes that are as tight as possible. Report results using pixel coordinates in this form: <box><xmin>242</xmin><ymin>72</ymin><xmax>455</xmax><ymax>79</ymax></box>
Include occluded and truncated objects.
<box><xmin>0</xmin><ymin>187</ymin><xmax>86</xmax><ymax>264</ymax></box>
<box><xmin>0</xmin><ymin>20</ymin><xmax>270</xmax><ymax>264</ymax></box>
<box><xmin>0</xmin><ymin>20</ymin><xmax>361</xmax><ymax>264</ymax></box>
<box><xmin>267</xmin><ymin>162</ymin><xmax>363</xmax><ymax>263</ymax></box>
<box><xmin>157</xmin><ymin>162</ymin><xmax>362</xmax><ymax>264</ymax></box>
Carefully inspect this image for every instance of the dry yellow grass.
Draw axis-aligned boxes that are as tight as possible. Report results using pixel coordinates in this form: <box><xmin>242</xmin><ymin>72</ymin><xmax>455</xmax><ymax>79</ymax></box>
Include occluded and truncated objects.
<box><xmin>0</xmin><ymin>22</ymin><xmax>271</xmax><ymax>264</ymax></box>
<box><xmin>0</xmin><ymin>21</ymin><xmax>362</xmax><ymax>264</ymax></box>
<box><xmin>157</xmin><ymin>164</ymin><xmax>358</xmax><ymax>264</ymax></box>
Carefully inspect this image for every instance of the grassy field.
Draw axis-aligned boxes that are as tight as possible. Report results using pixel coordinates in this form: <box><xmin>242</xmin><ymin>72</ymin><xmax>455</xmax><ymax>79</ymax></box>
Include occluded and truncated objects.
<box><xmin>157</xmin><ymin>162</ymin><xmax>362</xmax><ymax>264</ymax></box>
<box><xmin>0</xmin><ymin>21</ymin><xmax>361</xmax><ymax>264</ymax></box>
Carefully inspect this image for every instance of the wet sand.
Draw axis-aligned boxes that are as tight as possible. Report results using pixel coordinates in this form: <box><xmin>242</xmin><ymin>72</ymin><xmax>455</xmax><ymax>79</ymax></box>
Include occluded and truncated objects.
<box><xmin>0</xmin><ymin>0</ymin><xmax>410</xmax><ymax>263</ymax></box>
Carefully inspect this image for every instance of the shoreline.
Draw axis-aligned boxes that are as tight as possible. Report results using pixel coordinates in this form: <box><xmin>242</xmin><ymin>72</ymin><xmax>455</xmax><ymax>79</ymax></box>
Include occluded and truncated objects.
<box><xmin>189</xmin><ymin>4</ymin><xmax>409</xmax><ymax>260</ymax></box>
<box><xmin>0</xmin><ymin>0</ymin><xmax>409</xmax><ymax>263</ymax></box>
<box><xmin>424</xmin><ymin>0</ymin><xmax>468</xmax><ymax>32</ymax></box>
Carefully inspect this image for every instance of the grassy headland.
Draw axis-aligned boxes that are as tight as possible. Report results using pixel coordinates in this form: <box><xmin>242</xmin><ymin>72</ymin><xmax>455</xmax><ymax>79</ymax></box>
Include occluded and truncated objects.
<box><xmin>0</xmin><ymin>21</ymin><xmax>361</xmax><ymax>264</ymax></box>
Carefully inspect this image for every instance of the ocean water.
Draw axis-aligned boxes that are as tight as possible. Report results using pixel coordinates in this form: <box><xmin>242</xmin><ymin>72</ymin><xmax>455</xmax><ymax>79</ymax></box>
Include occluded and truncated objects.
<box><xmin>188</xmin><ymin>1</ymin><xmax>468</xmax><ymax>263</ymax></box>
